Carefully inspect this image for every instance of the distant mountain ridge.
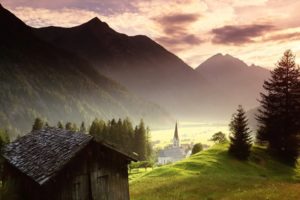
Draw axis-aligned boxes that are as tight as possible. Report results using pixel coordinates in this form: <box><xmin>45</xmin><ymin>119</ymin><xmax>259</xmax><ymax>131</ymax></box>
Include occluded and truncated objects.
<box><xmin>33</xmin><ymin>18</ymin><xmax>270</xmax><ymax>121</ymax></box>
<box><xmin>33</xmin><ymin>17</ymin><xmax>205</xmax><ymax>119</ymax></box>
<box><xmin>0</xmin><ymin>4</ymin><xmax>173</xmax><ymax>136</ymax></box>
<box><xmin>196</xmin><ymin>53</ymin><xmax>270</xmax><ymax>116</ymax></box>
<box><xmin>0</xmin><ymin>4</ymin><xmax>271</xmax><ymax>131</ymax></box>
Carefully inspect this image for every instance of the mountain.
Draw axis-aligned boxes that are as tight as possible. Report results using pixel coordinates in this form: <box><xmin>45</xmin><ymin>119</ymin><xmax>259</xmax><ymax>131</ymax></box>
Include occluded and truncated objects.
<box><xmin>196</xmin><ymin>53</ymin><xmax>270</xmax><ymax>117</ymax></box>
<box><xmin>34</xmin><ymin>19</ymin><xmax>271</xmax><ymax>121</ymax></box>
<box><xmin>0</xmin><ymin>4</ymin><xmax>173</xmax><ymax>137</ymax></box>
<box><xmin>33</xmin><ymin>17</ymin><xmax>205</xmax><ymax>119</ymax></box>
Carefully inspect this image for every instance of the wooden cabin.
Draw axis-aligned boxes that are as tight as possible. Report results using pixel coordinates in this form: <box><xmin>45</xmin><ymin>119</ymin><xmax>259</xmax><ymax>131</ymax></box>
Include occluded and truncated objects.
<box><xmin>2</xmin><ymin>127</ymin><xmax>137</xmax><ymax>200</ymax></box>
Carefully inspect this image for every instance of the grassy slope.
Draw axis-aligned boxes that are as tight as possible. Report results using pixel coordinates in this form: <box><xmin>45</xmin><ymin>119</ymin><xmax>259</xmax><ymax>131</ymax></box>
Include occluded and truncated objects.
<box><xmin>130</xmin><ymin>144</ymin><xmax>300</xmax><ymax>200</ymax></box>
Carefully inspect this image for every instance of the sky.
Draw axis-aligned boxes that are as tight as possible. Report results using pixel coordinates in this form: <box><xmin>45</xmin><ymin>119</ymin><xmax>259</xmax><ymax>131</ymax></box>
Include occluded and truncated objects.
<box><xmin>2</xmin><ymin>0</ymin><xmax>300</xmax><ymax>69</ymax></box>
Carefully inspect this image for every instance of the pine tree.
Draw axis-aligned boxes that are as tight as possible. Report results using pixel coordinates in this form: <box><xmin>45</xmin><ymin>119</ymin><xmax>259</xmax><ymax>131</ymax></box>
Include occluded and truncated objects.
<box><xmin>134</xmin><ymin>120</ymin><xmax>147</xmax><ymax>161</ymax></box>
<box><xmin>123</xmin><ymin>118</ymin><xmax>134</xmax><ymax>150</ymax></box>
<box><xmin>65</xmin><ymin>122</ymin><xmax>72</xmax><ymax>131</ymax></box>
<box><xmin>228</xmin><ymin>105</ymin><xmax>252</xmax><ymax>160</ymax></box>
<box><xmin>57</xmin><ymin>121</ymin><xmax>63</xmax><ymax>129</ymax></box>
<box><xmin>0</xmin><ymin>129</ymin><xmax>10</xmax><ymax>181</ymax></box>
<box><xmin>32</xmin><ymin>118</ymin><xmax>44</xmax><ymax>131</ymax></box>
<box><xmin>80</xmin><ymin>122</ymin><xmax>86</xmax><ymax>133</ymax></box>
<box><xmin>257</xmin><ymin>50</ymin><xmax>300</xmax><ymax>165</ymax></box>
<box><xmin>145</xmin><ymin>127</ymin><xmax>152</xmax><ymax>160</ymax></box>
<box><xmin>72</xmin><ymin>123</ymin><xmax>78</xmax><ymax>131</ymax></box>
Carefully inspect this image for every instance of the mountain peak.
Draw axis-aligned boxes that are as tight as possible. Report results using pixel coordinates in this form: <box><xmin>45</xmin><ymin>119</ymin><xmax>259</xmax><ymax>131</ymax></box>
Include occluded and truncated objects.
<box><xmin>196</xmin><ymin>53</ymin><xmax>251</xmax><ymax>74</ymax></box>
<box><xmin>79</xmin><ymin>17</ymin><xmax>116</xmax><ymax>34</ymax></box>
<box><xmin>84</xmin><ymin>17</ymin><xmax>108</xmax><ymax>27</ymax></box>
<box><xmin>88</xmin><ymin>17</ymin><xmax>102</xmax><ymax>24</ymax></box>
<box><xmin>0</xmin><ymin>4</ymin><xmax>28</xmax><ymax>31</ymax></box>
<box><xmin>212</xmin><ymin>53</ymin><xmax>223</xmax><ymax>58</ymax></box>
<box><xmin>212</xmin><ymin>53</ymin><xmax>235</xmax><ymax>59</ymax></box>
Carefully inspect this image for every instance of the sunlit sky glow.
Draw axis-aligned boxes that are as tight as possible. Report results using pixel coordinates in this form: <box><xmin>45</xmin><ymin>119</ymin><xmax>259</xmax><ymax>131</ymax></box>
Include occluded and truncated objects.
<box><xmin>3</xmin><ymin>0</ymin><xmax>300</xmax><ymax>69</ymax></box>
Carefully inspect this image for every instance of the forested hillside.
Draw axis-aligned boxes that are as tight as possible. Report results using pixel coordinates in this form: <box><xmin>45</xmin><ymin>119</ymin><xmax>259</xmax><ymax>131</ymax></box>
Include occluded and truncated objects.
<box><xmin>0</xmin><ymin>4</ymin><xmax>173</xmax><ymax>137</ymax></box>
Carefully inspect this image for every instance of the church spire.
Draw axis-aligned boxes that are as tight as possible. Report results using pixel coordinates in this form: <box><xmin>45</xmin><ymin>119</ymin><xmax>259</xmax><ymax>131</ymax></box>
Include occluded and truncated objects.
<box><xmin>173</xmin><ymin>122</ymin><xmax>179</xmax><ymax>147</ymax></box>
<box><xmin>174</xmin><ymin>122</ymin><xmax>179</xmax><ymax>140</ymax></box>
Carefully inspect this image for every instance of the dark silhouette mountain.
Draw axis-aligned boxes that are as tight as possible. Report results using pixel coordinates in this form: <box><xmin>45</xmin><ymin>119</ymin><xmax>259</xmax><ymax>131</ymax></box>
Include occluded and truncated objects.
<box><xmin>195</xmin><ymin>53</ymin><xmax>270</xmax><ymax>117</ymax></box>
<box><xmin>33</xmin><ymin>17</ymin><xmax>205</xmax><ymax>119</ymax></box>
<box><xmin>0</xmin><ymin>4</ymin><xmax>173</xmax><ymax>136</ymax></box>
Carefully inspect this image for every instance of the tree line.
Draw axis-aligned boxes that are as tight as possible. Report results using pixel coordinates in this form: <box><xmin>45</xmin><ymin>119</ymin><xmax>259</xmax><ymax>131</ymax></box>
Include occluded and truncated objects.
<box><xmin>228</xmin><ymin>50</ymin><xmax>300</xmax><ymax>166</ymax></box>
<box><xmin>31</xmin><ymin>117</ymin><xmax>152</xmax><ymax>161</ymax></box>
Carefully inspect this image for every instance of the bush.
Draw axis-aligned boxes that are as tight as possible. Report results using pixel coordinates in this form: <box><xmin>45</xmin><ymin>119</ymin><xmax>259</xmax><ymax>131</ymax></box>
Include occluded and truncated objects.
<box><xmin>191</xmin><ymin>143</ymin><xmax>203</xmax><ymax>155</ymax></box>
<box><xmin>209</xmin><ymin>132</ymin><xmax>227</xmax><ymax>144</ymax></box>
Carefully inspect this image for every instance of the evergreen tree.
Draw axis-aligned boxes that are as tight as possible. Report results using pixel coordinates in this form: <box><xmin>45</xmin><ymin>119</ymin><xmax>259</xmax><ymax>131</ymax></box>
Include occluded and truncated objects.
<box><xmin>89</xmin><ymin>119</ymin><xmax>107</xmax><ymax>140</ymax></box>
<box><xmin>134</xmin><ymin>120</ymin><xmax>147</xmax><ymax>161</ymax></box>
<box><xmin>229</xmin><ymin>105</ymin><xmax>252</xmax><ymax>160</ymax></box>
<box><xmin>72</xmin><ymin>123</ymin><xmax>78</xmax><ymax>131</ymax></box>
<box><xmin>32</xmin><ymin>118</ymin><xmax>44</xmax><ymax>131</ymax></box>
<box><xmin>65</xmin><ymin>122</ymin><xmax>72</xmax><ymax>131</ymax></box>
<box><xmin>57</xmin><ymin>121</ymin><xmax>63</xmax><ymax>129</ymax></box>
<box><xmin>257</xmin><ymin>50</ymin><xmax>300</xmax><ymax>165</ymax></box>
<box><xmin>0</xmin><ymin>129</ymin><xmax>10</xmax><ymax>181</ymax></box>
<box><xmin>89</xmin><ymin>119</ymin><xmax>99</xmax><ymax>137</ymax></box>
<box><xmin>45</xmin><ymin>122</ymin><xmax>49</xmax><ymax>127</ymax></box>
<box><xmin>145</xmin><ymin>127</ymin><xmax>153</xmax><ymax>160</ymax></box>
<box><xmin>123</xmin><ymin>118</ymin><xmax>135</xmax><ymax>149</ymax></box>
<box><xmin>116</xmin><ymin>118</ymin><xmax>123</xmax><ymax>145</ymax></box>
<box><xmin>80</xmin><ymin>122</ymin><xmax>86</xmax><ymax>133</ymax></box>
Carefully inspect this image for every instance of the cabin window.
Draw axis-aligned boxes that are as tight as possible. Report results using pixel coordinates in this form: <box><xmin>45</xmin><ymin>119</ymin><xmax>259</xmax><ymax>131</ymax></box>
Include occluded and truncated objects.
<box><xmin>73</xmin><ymin>182</ymin><xmax>81</xmax><ymax>200</ymax></box>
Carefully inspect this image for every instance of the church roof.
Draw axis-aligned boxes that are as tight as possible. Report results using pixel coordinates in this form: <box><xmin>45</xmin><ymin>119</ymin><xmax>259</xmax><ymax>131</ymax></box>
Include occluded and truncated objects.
<box><xmin>158</xmin><ymin>147</ymin><xmax>185</xmax><ymax>159</ymax></box>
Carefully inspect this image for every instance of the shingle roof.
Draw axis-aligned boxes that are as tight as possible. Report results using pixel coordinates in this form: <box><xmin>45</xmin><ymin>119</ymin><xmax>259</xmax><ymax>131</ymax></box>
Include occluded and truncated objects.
<box><xmin>2</xmin><ymin>127</ymin><xmax>93</xmax><ymax>185</ymax></box>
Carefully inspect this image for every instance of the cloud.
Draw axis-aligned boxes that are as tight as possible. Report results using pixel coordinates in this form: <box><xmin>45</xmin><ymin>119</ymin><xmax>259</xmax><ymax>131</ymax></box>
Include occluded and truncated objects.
<box><xmin>264</xmin><ymin>32</ymin><xmax>300</xmax><ymax>43</ymax></box>
<box><xmin>156</xmin><ymin>34</ymin><xmax>203</xmax><ymax>48</ymax></box>
<box><xmin>154</xmin><ymin>13</ymin><xmax>203</xmax><ymax>50</ymax></box>
<box><xmin>211</xmin><ymin>24</ymin><xmax>275</xmax><ymax>45</ymax></box>
<box><xmin>2</xmin><ymin>0</ymin><xmax>300</xmax><ymax>68</ymax></box>
<box><xmin>155</xmin><ymin>13</ymin><xmax>199</xmax><ymax>25</ymax></box>
<box><xmin>1</xmin><ymin>0</ymin><xmax>139</xmax><ymax>14</ymax></box>
<box><xmin>9</xmin><ymin>7</ymin><xmax>100</xmax><ymax>27</ymax></box>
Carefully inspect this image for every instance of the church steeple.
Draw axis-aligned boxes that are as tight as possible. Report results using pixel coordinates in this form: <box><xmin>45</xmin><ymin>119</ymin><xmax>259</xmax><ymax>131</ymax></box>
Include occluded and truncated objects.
<box><xmin>173</xmin><ymin>122</ymin><xmax>180</xmax><ymax>147</ymax></box>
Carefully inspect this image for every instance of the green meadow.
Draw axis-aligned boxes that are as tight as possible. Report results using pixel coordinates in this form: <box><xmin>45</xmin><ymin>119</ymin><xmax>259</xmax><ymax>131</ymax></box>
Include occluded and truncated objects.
<box><xmin>130</xmin><ymin>144</ymin><xmax>300</xmax><ymax>200</ymax></box>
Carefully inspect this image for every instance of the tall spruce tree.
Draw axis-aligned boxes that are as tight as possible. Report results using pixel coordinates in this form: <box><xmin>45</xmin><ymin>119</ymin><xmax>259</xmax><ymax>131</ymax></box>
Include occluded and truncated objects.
<box><xmin>57</xmin><ymin>121</ymin><xmax>64</xmax><ymax>129</ymax></box>
<box><xmin>134</xmin><ymin>120</ymin><xmax>147</xmax><ymax>161</ymax></box>
<box><xmin>145</xmin><ymin>127</ymin><xmax>153</xmax><ymax>160</ymax></box>
<box><xmin>65</xmin><ymin>122</ymin><xmax>72</xmax><ymax>131</ymax></box>
<box><xmin>0</xmin><ymin>129</ymin><xmax>10</xmax><ymax>181</ymax></box>
<box><xmin>229</xmin><ymin>105</ymin><xmax>252</xmax><ymax>160</ymax></box>
<box><xmin>32</xmin><ymin>118</ymin><xmax>44</xmax><ymax>131</ymax></box>
<box><xmin>257</xmin><ymin>50</ymin><xmax>300</xmax><ymax>165</ymax></box>
<box><xmin>80</xmin><ymin>122</ymin><xmax>86</xmax><ymax>133</ymax></box>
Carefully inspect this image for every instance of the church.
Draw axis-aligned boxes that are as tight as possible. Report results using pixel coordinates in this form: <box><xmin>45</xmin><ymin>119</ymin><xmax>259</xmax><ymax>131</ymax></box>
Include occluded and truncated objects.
<box><xmin>157</xmin><ymin>123</ymin><xmax>187</xmax><ymax>165</ymax></box>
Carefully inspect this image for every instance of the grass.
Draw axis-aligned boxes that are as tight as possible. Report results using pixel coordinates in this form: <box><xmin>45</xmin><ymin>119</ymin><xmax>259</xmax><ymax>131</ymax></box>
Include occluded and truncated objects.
<box><xmin>130</xmin><ymin>144</ymin><xmax>300</xmax><ymax>200</ymax></box>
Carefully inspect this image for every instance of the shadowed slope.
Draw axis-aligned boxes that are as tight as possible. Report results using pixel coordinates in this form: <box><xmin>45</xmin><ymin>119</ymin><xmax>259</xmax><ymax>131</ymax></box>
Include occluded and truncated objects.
<box><xmin>0</xmin><ymin>5</ymin><xmax>173</xmax><ymax>136</ymax></box>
